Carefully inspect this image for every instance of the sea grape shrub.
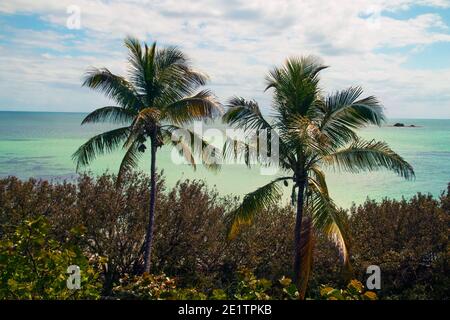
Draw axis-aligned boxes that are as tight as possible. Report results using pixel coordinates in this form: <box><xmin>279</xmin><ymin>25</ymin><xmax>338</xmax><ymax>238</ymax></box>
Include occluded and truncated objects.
<box><xmin>0</xmin><ymin>216</ymin><xmax>101</xmax><ymax>300</ymax></box>
<box><xmin>112</xmin><ymin>273</ymin><xmax>178</xmax><ymax>300</ymax></box>
<box><xmin>112</xmin><ymin>273</ymin><xmax>215</xmax><ymax>300</ymax></box>
<box><xmin>211</xmin><ymin>270</ymin><xmax>298</xmax><ymax>300</ymax></box>
<box><xmin>349</xmin><ymin>191</ymin><xmax>449</xmax><ymax>300</ymax></box>
<box><xmin>320</xmin><ymin>280</ymin><xmax>377</xmax><ymax>300</ymax></box>
<box><xmin>111</xmin><ymin>273</ymin><xmax>212</xmax><ymax>300</ymax></box>
<box><xmin>112</xmin><ymin>269</ymin><xmax>275</xmax><ymax>300</ymax></box>
<box><xmin>230</xmin><ymin>268</ymin><xmax>272</xmax><ymax>300</ymax></box>
<box><xmin>110</xmin><ymin>271</ymin><xmax>375</xmax><ymax>300</ymax></box>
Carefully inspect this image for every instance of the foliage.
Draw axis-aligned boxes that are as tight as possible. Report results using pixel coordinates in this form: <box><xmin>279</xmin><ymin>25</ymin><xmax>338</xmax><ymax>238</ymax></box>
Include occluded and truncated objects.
<box><xmin>320</xmin><ymin>280</ymin><xmax>377</xmax><ymax>300</ymax></box>
<box><xmin>111</xmin><ymin>270</ymin><xmax>376</xmax><ymax>301</ymax></box>
<box><xmin>0</xmin><ymin>175</ymin><xmax>448</xmax><ymax>300</ymax></box>
<box><xmin>230</xmin><ymin>269</ymin><xmax>272</xmax><ymax>300</ymax></box>
<box><xmin>0</xmin><ymin>216</ymin><xmax>101</xmax><ymax>300</ymax></box>
<box><xmin>112</xmin><ymin>273</ymin><xmax>178</xmax><ymax>300</ymax></box>
<box><xmin>278</xmin><ymin>276</ymin><xmax>300</xmax><ymax>300</ymax></box>
<box><xmin>112</xmin><ymin>269</ymin><xmax>276</xmax><ymax>300</ymax></box>
<box><xmin>349</xmin><ymin>192</ymin><xmax>449</xmax><ymax>300</ymax></box>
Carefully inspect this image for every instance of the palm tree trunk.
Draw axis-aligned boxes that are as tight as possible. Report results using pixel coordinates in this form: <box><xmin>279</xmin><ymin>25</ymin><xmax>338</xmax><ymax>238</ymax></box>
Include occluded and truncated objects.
<box><xmin>142</xmin><ymin>131</ymin><xmax>157</xmax><ymax>274</ymax></box>
<box><xmin>293</xmin><ymin>177</ymin><xmax>306</xmax><ymax>293</ymax></box>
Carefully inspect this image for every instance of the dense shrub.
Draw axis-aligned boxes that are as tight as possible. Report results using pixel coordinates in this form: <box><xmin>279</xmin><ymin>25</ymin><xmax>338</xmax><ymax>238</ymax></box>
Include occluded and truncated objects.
<box><xmin>0</xmin><ymin>216</ymin><xmax>101</xmax><ymax>299</ymax></box>
<box><xmin>349</xmin><ymin>192</ymin><xmax>449</xmax><ymax>299</ymax></box>
<box><xmin>0</xmin><ymin>174</ymin><xmax>448</xmax><ymax>299</ymax></box>
<box><xmin>111</xmin><ymin>269</ymin><xmax>273</xmax><ymax>300</ymax></box>
<box><xmin>111</xmin><ymin>269</ymin><xmax>376</xmax><ymax>300</ymax></box>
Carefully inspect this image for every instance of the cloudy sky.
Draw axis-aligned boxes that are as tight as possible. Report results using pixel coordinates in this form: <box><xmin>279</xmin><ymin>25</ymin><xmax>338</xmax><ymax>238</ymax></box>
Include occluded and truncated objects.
<box><xmin>0</xmin><ymin>0</ymin><xmax>449</xmax><ymax>118</ymax></box>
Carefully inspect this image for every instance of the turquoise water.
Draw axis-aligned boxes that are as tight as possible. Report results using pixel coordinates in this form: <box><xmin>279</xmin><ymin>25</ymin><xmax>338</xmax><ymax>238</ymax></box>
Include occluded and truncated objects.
<box><xmin>0</xmin><ymin>111</ymin><xmax>449</xmax><ymax>208</ymax></box>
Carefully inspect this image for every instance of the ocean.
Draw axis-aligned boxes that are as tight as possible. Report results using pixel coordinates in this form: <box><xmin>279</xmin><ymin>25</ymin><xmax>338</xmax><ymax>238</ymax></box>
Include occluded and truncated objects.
<box><xmin>0</xmin><ymin>111</ymin><xmax>449</xmax><ymax>208</ymax></box>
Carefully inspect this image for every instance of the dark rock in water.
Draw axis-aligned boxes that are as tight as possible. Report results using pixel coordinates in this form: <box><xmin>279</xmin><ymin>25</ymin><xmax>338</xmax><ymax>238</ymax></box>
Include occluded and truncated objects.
<box><xmin>391</xmin><ymin>123</ymin><xmax>419</xmax><ymax>128</ymax></box>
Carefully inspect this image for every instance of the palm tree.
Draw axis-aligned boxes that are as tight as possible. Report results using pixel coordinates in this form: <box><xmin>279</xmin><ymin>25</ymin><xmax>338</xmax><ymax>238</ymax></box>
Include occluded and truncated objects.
<box><xmin>73</xmin><ymin>37</ymin><xmax>222</xmax><ymax>274</ymax></box>
<box><xmin>222</xmin><ymin>56</ymin><xmax>414</xmax><ymax>298</ymax></box>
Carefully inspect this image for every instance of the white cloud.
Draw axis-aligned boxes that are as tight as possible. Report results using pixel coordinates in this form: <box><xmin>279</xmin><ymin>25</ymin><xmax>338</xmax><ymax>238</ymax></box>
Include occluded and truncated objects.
<box><xmin>0</xmin><ymin>0</ymin><xmax>450</xmax><ymax>117</ymax></box>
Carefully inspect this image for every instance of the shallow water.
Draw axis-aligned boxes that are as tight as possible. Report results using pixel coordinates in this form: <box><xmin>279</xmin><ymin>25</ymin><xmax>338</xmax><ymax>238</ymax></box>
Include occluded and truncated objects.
<box><xmin>0</xmin><ymin>111</ymin><xmax>449</xmax><ymax>208</ymax></box>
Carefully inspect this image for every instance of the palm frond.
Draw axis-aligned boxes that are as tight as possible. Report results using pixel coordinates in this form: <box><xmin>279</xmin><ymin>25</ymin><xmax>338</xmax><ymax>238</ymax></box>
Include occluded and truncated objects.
<box><xmin>163</xmin><ymin>125</ymin><xmax>221</xmax><ymax>171</ymax></box>
<box><xmin>222</xmin><ymin>135</ymin><xmax>259</xmax><ymax>168</ymax></box>
<box><xmin>82</xmin><ymin>67</ymin><xmax>143</xmax><ymax>110</ymax></box>
<box><xmin>153</xmin><ymin>47</ymin><xmax>209</xmax><ymax>106</ymax></box>
<box><xmin>162</xmin><ymin>90</ymin><xmax>222</xmax><ymax>125</ymax></box>
<box><xmin>81</xmin><ymin>106</ymin><xmax>137</xmax><ymax>125</ymax></box>
<box><xmin>117</xmin><ymin>139</ymin><xmax>143</xmax><ymax>184</ymax></box>
<box><xmin>265</xmin><ymin>56</ymin><xmax>327</xmax><ymax>92</ymax></box>
<box><xmin>124</xmin><ymin>37</ymin><xmax>145</xmax><ymax>70</ymax></box>
<box><xmin>318</xmin><ymin>87</ymin><xmax>385</xmax><ymax>147</ymax></box>
<box><xmin>222</xmin><ymin>132</ymin><xmax>294</xmax><ymax>174</ymax></box>
<box><xmin>308</xmin><ymin>180</ymin><xmax>350</xmax><ymax>266</ymax></box>
<box><xmin>222</xmin><ymin>129</ymin><xmax>293</xmax><ymax>171</ymax></box>
<box><xmin>310</xmin><ymin>166</ymin><xmax>329</xmax><ymax>195</ymax></box>
<box><xmin>322</xmin><ymin>139</ymin><xmax>415</xmax><ymax>179</ymax></box>
<box><xmin>223</xmin><ymin>98</ymin><xmax>296</xmax><ymax>170</ymax></box>
<box><xmin>124</xmin><ymin>37</ymin><xmax>147</xmax><ymax>94</ymax></box>
<box><xmin>223</xmin><ymin>97</ymin><xmax>272</xmax><ymax>131</ymax></box>
<box><xmin>156</xmin><ymin>46</ymin><xmax>207</xmax><ymax>88</ymax></box>
<box><xmin>265</xmin><ymin>56</ymin><xmax>327</xmax><ymax>118</ymax></box>
<box><xmin>226</xmin><ymin>178</ymin><xmax>288</xmax><ymax>238</ymax></box>
<box><xmin>278</xmin><ymin>114</ymin><xmax>329</xmax><ymax>158</ymax></box>
<box><xmin>161</xmin><ymin>128</ymin><xmax>197</xmax><ymax>170</ymax></box>
<box><xmin>72</xmin><ymin>126</ymin><xmax>130</xmax><ymax>170</ymax></box>
<box><xmin>142</xmin><ymin>42</ymin><xmax>158</xmax><ymax>101</ymax></box>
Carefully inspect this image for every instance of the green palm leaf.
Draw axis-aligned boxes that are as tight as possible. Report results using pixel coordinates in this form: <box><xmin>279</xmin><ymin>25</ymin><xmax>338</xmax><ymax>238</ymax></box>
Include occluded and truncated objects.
<box><xmin>317</xmin><ymin>87</ymin><xmax>384</xmax><ymax>147</ymax></box>
<box><xmin>308</xmin><ymin>179</ymin><xmax>350</xmax><ymax>266</ymax></box>
<box><xmin>81</xmin><ymin>106</ymin><xmax>137</xmax><ymax>125</ymax></box>
<box><xmin>163</xmin><ymin>125</ymin><xmax>221</xmax><ymax>171</ymax></box>
<box><xmin>226</xmin><ymin>178</ymin><xmax>289</xmax><ymax>238</ymax></box>
<box><xmin>117</xmin><ymin>140</ymin><xmax>144</xmax><ymax>184</ymax></box>
<box><xmin>265</xmin><ymin>56</ymin><xmax>327</xmax><ymax>118</ymax></box>
<box><xmin>322</xmin><ymin>139</ymin><xmax>415</xmax><ymax>179</ymax></box>
<box><xmin>124</xmin><ymin>37</ymin><xmax>146</xmax><ymax>93</ymax></box>
<box><xmin>162</xmin><ymin>90</ymin><xmax>222</xmax><ymax>125</ymax></box>
<box><xmin>223</xmin><ymin>97</ymin><xmax>295</xmax><ymax>170</ymax></box>
<box><xmin>310</xmin><ymin>166</ymin><xmax>329</xmax><ymax>195</ymax></box>
<box><xmin>222</xmin><ymin>135</ymin><xmax>258</xmax><ymax>167</ymax></box>
<box><xmin>83</xmin><ymin>68</ymin><xmax>143</xmax><ymax>110</ymax></box>
<box><xmin>156</xmin><ymin>46</ymin><xmax>208</xmax><ymax>94</ymax></box>
<box><xmin>72</xmin><ymin>126</ymin><xmax>130</xmax><ymax>170</ymax></box>
<box><xmin>223</xmin><ymin>97</ymin><xmax>272</xmax><ymax>131</ymax></box>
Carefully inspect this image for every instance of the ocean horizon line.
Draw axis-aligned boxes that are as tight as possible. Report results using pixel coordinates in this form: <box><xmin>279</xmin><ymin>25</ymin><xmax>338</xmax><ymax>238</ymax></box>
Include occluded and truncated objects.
<box><xmin>0</xmin><ymin>109</ymin><xmax>449</xmax><ymax>121</ymax></box>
